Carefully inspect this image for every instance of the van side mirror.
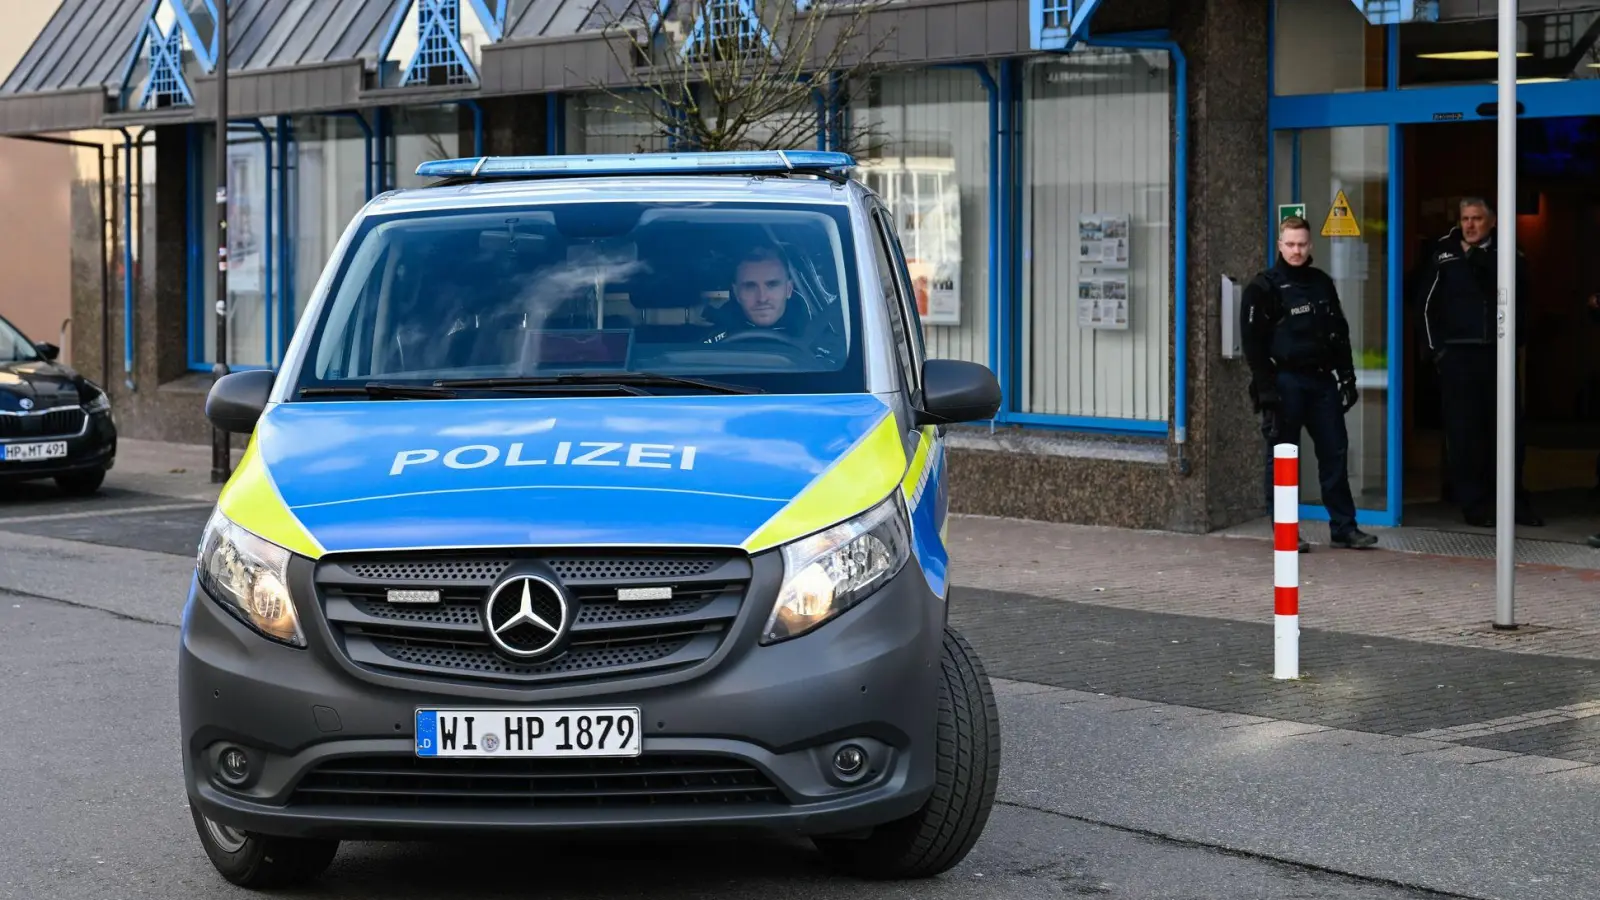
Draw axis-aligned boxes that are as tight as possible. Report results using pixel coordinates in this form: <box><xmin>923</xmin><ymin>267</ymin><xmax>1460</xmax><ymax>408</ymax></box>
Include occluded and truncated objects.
<box><xmin>914</xmin><ymin>359</ymin><xmax>1001</xmax><ymax>426</ymax></box>
<box><xmin>205</xmin><ymin>369</ymin><xmax>277</xmax><ymax>433</ymax></box>
<box><xmin>33</xmin><ymin>341</ymin><xmax>59</xmax><ymax>361</ymax></box>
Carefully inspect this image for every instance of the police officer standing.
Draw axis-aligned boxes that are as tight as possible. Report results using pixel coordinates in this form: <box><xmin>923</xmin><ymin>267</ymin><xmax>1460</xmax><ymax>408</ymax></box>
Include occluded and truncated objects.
<box><xmin>1242</xmin><ymin>216</ymin><xmax>1377</xmax><ymax>551</ymax></box>
<box><xmin>1413</xmin><ymin>197</ymin><xmax>1541</xmax><ymax>528</ymax></box>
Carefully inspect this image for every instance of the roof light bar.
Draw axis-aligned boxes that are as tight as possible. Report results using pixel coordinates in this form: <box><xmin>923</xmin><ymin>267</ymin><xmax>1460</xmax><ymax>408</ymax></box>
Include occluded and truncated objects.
<box><xmin>415</xmin><ymin>150</ymin><xmax>858</xmax><ymax>180</ymax></box>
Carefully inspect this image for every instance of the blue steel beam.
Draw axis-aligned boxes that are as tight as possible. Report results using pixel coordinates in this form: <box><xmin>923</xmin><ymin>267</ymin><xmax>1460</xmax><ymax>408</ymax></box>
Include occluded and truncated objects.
<box><xmin>115</xmin><ymin>127</ymin><xmax>156</xmax><ymax>389</ymax></box>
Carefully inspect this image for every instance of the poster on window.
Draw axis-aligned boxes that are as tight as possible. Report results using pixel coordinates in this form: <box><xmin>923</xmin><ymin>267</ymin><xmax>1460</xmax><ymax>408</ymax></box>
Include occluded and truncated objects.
<box><xmin>226</xmin><ymin>145</ymin><xmax>262</xmax><ymax>295</ymax></box>
<box><xmin>858</xmin><ymin>158</ymin><xmax>963</xmax><ymax>326</ymax></box>
<box><xmin>908</xmin><ymin>263</ymin><xmax>961</xmax><ymax>326</ymax></box>
<box><xmin>1078</xmin><ymin>214</ymin><xmax>1130</xmax><ymax>269</ymax></box>
<box><xmin>1077</xmin><ymin>275</ymin><xmax>1130</xmax><ymax>330</ymax></box>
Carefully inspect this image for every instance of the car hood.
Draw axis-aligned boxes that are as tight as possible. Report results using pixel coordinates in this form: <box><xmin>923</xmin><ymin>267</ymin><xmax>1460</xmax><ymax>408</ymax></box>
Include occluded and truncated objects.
<box><xmin>0</xmin><ymin>359</ymin><xmax>84</xmax><ymax>412</ymax></box>
<box><xmin>218</xmin><ymin>393</ymin><xmax>912</xmax><ymax>558</ymax></box>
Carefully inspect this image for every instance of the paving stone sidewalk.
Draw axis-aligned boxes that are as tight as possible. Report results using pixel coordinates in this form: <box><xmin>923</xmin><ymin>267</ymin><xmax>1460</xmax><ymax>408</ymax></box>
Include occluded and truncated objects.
<box><xmin>949</xmin><ymin>587</ymin><xmax>1600</xmax><ymax>764</ymax></box>
<box><xmin>945</xmin><ymin>513</ymin><xmax>1600</xmax><ymax>661</ymax></box>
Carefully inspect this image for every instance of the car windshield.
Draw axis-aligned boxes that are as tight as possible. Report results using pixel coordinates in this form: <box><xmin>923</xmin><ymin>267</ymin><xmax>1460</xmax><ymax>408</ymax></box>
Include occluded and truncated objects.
<box><xmin>0</xmin><ymin>316</ymin><xmax>39</xmax><ymax>363</ymax></box>
<box><xmin>293</xmin><ymin>199</ymin><xmax>865</xmax><ymax>397</ymax></box>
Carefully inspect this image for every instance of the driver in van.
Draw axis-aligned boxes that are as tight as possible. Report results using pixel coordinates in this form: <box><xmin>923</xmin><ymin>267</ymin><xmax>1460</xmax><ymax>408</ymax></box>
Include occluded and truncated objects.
<box><xmin>702</xmin><ymin>244</ymin><xmax>842</xmax><ymax>361</ymax></box>
<box><xmin>704</xmin><ymin>244</ymin><xmax>805</xmax><ymax>339</ymax></box>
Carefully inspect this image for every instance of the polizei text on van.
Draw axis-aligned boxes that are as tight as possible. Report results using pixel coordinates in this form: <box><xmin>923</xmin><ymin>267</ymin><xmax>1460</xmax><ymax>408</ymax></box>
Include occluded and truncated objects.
<box><xmin>390</xmin><ymin>441</ymin><xmax>699</xmax><ymax>475</ymax></box>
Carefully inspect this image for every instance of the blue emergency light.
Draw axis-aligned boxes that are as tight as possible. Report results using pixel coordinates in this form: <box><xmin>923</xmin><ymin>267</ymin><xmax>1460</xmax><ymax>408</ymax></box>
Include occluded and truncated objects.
<box><xmin>415</xmin><ymin>150</ymin><xmax>858</xmax><ymax>180</ymax></box>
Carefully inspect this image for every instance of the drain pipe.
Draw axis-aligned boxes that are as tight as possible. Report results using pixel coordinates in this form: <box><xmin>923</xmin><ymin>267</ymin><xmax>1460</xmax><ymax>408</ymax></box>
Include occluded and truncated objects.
<box><xmin>116</xmin><ymin>128</ymin><xmax>136</xmax><ymax>391</ymax></box>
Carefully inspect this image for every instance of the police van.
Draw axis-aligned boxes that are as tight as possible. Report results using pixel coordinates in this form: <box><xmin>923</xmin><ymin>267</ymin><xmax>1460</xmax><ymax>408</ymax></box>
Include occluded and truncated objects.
<box><xmin>181</xmin><ymin>150</ymin><xmax>1003</xmax><ymax>888</ymax></box>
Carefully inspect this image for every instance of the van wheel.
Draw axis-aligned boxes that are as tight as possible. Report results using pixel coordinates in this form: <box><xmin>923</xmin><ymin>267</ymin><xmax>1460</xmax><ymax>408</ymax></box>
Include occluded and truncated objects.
<box><xmin>190</xmin><ymin>806</ymin><xmax>338</xmax><ymax>889</ymax></box>
<box><xmin>813</xmin><ymin>625</ymin><xmax>1001</xmax><ymax>879</ymax></box>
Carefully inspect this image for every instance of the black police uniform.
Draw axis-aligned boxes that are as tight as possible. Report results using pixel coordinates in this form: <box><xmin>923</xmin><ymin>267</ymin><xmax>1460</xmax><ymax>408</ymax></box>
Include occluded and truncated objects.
<box><xmin>1241</xmin><ymin>253</ymin><xmax>1374</xmax><ymax>549</ymax></box>
<box><xmin>1412</xmin><ymin>226</ymin><xmax>1539</xmax><ymax>527</ymax></box>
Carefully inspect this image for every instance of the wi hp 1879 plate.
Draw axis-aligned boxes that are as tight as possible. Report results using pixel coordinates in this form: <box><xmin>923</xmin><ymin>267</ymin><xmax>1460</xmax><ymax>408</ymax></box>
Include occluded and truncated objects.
<box><xmin>415</xmin><ymin>707</ymin><xmax>642</xmax><ymax>758</ymax></box>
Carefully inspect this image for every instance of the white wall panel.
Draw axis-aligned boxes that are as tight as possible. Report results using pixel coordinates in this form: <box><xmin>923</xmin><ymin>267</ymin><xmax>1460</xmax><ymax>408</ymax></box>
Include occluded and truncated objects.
<box><xmin>565</xmin><ymin>92</ymin><xmax>669</xmax><ymax>154</ymax></box>
<box><xmin>1021</xmin><ymin>49</ymin><xmax>1171</xmax><ymax>423</ymax></box>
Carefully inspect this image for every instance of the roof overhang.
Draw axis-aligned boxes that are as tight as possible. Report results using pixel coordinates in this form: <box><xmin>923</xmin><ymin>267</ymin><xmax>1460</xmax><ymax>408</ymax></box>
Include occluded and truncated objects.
<box><xmin>0</xmin><ymin>87</ymin><xmax>108</xmax><ymax>137</ymax></box>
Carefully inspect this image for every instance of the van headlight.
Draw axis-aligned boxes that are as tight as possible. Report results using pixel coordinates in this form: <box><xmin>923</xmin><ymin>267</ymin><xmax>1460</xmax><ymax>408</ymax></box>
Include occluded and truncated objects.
<box><xmin>196</xmin><ymin>510</ymin><xmax>305</xmax><ymax>647</ymax></box>
<box><xmin>760</xmin><ymin>494</ymin><xmax>911</xmax><ymax>645</ymax></box>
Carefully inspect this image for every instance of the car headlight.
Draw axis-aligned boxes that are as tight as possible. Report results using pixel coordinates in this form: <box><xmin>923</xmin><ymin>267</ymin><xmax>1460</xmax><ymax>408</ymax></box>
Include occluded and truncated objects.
<box><xmin>760</xmin><ymin>493</ymin><xmax>911</xmax><ymax>645</ymax></box>
<box><xmin>84</xmin><ymin>391</ymin><xmax>110</xmax><ymax>413</ymax></box>
<box><xmin>196</xmin><ymin>510</ymin><xmax>305</xmax><ymax>647</ymax></box>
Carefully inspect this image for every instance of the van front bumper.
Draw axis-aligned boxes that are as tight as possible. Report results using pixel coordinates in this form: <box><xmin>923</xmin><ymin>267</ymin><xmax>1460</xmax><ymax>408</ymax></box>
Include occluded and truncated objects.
<box><xmin>178</xmin><ymin>553</ymin><xmax>946</xmax><ymax>842</ymax></box>
<box><xmin>0</xmin><ymin>409</ymin><xmax>115</xmax><ymax>483</ymax></box>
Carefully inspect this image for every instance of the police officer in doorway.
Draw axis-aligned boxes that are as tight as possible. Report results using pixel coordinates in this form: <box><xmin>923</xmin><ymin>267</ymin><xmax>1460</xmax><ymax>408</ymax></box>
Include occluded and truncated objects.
<box><xmin>1242</xmin><ymin>216</ymin><xmax>1378</xmax><ymax>551</ymax></box>
<box><xmin>1413</xmin><ymin>197</ymin><xmax>1541</xmax><ymax>528</ymax></box>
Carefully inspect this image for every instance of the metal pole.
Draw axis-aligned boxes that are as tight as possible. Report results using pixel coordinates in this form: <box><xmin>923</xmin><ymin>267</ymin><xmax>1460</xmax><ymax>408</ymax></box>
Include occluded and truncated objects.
<box><xmin>1494</xmin><ymin>0</ymin><xmax>1517</xmax><ymax>629</ymax></box>
<box><xmin>211</xmin><ymin>1</ymin><xmax>231</xmax><ymax>484</ymax></box>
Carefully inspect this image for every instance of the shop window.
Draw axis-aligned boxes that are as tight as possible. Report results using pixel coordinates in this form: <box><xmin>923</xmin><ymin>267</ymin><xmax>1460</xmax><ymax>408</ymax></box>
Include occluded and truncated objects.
<box><xmin>1274</xmin><ymin>0</ymin><xmax>1388</xmax><ymax>96</ymax></box>
<box><xmin>848</xmin><ymin>68</ymin><xmax>991</xmax><ymax>368</ymax></box>
<box><xmin>288</xmin><ymin>115</ymin><xmax>375</xmax><ymax>323</ymax></box>
<box><xmin>1020</xmin><ymin>49</ymin><xmax>1170</xmax><ymax>423</ymax></box>
<box><xmin>565</xmin><ymin>92</ymin><xmax>671</xmax><ymax>154</ymax></box>
<box><xmin>1271</xmin><ymin>126</ymin><xmax>1390</xmax><ymax>513</ymax></box>
<box><xmin>390</xmin><ymin>106</ymin><xmax>464</xmax><ymax>190</ymax></box>
<box><xmin>196</xmin><ymin>123</ymin><xmax>275</xmax><ymax>369</ymax></box>
<box><xmin>1397</xmin><ymin>11</ymin><xmax>1600</xmax><ymax>88</ymax></box>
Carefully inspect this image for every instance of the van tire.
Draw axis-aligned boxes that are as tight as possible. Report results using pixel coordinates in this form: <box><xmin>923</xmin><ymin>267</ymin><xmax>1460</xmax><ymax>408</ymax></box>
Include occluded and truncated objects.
<box><xmin>813</xmin><ymin>625</ymin><xmax>1001</xmax><ymax>880</ymax></box>
<box><xmin>190</xmin><ymin>806</ymin><xmax>339</xmax><ymax>889</ymax></box>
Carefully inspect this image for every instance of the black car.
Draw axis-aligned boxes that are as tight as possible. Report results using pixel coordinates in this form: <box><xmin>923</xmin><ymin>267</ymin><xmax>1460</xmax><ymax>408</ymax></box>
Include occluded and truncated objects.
<box><xmin>0</xmin><ymin>313</ymin><xmax>117</xmax><ymax>495</ymax></box>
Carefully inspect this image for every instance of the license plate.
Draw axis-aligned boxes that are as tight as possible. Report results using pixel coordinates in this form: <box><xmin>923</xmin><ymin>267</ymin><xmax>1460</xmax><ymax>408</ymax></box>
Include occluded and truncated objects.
<box><xmin>415</xmin><ymin>707</ymin><xmax>642</xmax><ymax>758</ymax></box>
<box><xmin>2</xmin><ymin>441</ymin><xmax>66</xmax><ymax>462</ymax></box>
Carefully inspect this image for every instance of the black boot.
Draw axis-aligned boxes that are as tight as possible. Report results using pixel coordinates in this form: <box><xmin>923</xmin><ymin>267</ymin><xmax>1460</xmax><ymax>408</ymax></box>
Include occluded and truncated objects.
<box><xmin>1331</xmin><ymin>529</ymin><xmax>1378</xmax><ymax>549</ymax></box>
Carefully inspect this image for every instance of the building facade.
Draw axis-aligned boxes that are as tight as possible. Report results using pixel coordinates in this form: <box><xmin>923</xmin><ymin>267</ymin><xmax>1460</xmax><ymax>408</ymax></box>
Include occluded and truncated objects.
<box><xmin>2</xmin><ymin>0</ymin><xmax>1596</xmax><ymax>535</ymax></box>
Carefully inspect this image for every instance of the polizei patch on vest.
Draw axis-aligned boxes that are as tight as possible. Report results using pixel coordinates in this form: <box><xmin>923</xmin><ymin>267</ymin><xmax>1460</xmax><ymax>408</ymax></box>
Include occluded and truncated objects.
<box><xmin>389</xmin><ymin>442</ymin><xmax>699</xmax><ymax>475</ymax></box>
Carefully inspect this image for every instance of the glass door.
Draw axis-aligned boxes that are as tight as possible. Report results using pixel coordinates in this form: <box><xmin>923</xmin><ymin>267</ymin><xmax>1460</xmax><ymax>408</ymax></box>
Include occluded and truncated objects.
<box><xmin>1271</xmin><ymin>125</ymin><xmax>1399</xmax><ymax>527</ymax></box>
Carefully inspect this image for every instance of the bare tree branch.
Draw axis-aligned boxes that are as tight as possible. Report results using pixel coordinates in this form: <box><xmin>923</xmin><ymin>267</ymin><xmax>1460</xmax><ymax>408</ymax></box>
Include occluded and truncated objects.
<box><xmin>582</xmin><ymin>0</ymin><xmax>899</xmax><ymax>153</ymax></box>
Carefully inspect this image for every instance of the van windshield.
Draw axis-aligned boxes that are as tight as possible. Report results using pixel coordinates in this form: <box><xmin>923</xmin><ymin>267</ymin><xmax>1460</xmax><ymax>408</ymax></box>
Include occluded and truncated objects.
<box><xmin>292</xmin><ymin>199</ymin><xmax>864</xmax><ymax>397</ymax></box>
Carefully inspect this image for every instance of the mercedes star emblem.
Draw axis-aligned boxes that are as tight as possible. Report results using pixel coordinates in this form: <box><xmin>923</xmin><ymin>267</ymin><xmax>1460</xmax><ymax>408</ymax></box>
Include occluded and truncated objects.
<box><xmin>484</xmin><ymin>575</ymin><xmax>571</xmax><ymax>659</ymax></box>
<box><xmin>18</xmin><ymin>398</ymin><xmax>32</xmax><ymax>410</ymax></box>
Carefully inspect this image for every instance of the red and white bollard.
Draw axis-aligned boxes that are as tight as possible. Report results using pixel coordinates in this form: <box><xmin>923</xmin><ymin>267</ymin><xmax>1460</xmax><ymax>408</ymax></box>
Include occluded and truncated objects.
<box><xmin>1273</xmin><ymin>443</ymin><xmax>1300</xmax><ymax>680</ymax></box>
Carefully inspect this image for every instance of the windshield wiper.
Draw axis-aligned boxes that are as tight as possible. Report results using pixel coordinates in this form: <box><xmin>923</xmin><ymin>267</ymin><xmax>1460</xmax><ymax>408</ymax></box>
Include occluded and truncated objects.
<box><xmin>298</xmin><ymin>382</ymin><xmax>459</xmax><ymax>399</ymax></box>
<box><xmin>432</xmin><ymin>373</ymin><xmax>766</xmax><ymax>395</ymax></box>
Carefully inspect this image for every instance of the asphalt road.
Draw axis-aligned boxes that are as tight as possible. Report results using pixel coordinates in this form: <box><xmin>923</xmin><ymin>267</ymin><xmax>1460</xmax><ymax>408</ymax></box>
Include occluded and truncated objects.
<box><xmin>0</xmin><ymin>580</ymin><xmax>1438</xmax><ymax>899</ymax></box>
<box><xmin>3</xmin><ymin>501</ymin><xmax>1596</xmax><ymax>900</ymax></box>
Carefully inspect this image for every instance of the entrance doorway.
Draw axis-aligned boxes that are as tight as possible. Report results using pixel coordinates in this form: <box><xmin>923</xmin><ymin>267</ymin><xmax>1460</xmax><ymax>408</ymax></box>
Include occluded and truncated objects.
<box><xmin>1399</xmin><ymin>115</ymin><xmax>1600</xmax><ymax>542</ymax></box>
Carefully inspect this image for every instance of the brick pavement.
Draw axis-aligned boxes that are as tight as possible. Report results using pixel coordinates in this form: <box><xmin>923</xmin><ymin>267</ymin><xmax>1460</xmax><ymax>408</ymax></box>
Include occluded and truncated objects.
<box><xmin>948</xmin><ymin>588</ymin><xmax>1600</xmax><ymax>745</ymax></box>
<box><xmin>944</xmin><ymin>513</ymin><xmax>1600</xmax><ymax>660</ymax></box>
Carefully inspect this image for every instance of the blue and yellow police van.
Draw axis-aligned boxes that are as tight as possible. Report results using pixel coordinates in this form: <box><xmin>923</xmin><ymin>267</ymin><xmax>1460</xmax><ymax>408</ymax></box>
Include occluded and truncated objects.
<box><xmin>180</xmin><ymin>150</ymin><xmax>1003</xmax><ymax>888</ymax></box>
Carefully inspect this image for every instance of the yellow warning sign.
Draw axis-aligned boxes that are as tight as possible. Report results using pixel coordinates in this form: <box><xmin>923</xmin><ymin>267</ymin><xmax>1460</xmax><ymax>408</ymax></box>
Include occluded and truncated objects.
<box><xmin>1321</xmin><ymin>190</ymin><xmax>1361</xmax><ymax>238</ymax></box>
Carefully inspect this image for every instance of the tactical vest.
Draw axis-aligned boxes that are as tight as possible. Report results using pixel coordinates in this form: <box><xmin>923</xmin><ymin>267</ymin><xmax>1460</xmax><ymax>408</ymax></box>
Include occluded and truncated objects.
<box><xmin>1263</xmin><ymin>268</ymin><xmax>1338</xmax><ymax>371</ymax></box>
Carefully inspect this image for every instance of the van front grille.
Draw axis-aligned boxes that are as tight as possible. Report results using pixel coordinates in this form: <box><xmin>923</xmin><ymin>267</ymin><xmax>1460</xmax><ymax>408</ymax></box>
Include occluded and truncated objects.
<box><xmin>288</xmin><ymin>753</ymin><xmax>787</xmax><ymax>810</ymax></box>
<box><xmin>311</xmin><ymin>550</ymin><xmax>751</xmax><ymax>686</ymax></box>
